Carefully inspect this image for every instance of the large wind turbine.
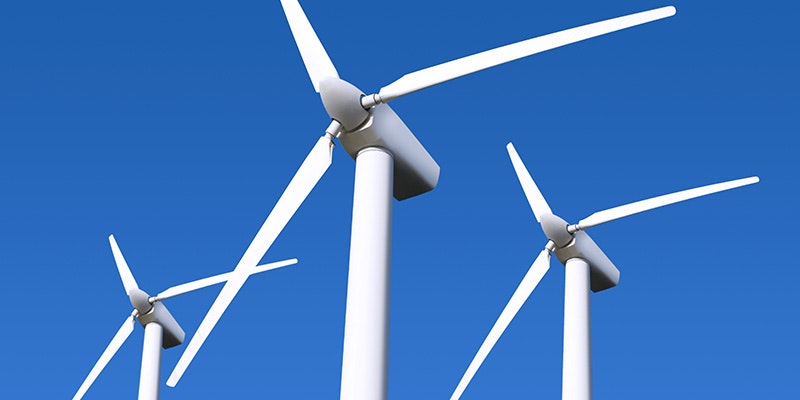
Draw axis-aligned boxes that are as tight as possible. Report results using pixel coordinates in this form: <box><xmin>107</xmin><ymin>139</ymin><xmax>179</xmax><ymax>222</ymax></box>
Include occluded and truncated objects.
<box><xmin>166</xmin><ymin>2</ymin><xmax>678</xmax><ymax>398</ymax></box>
<box><xmin>449</xmin><ymin>143</ymin><xmax>759</xmax><ymax>400</ymax></box>
<box><xmin>72</xmin><ymin>235</ymin><xmax>296</xmax><ymax>400</ymax></box>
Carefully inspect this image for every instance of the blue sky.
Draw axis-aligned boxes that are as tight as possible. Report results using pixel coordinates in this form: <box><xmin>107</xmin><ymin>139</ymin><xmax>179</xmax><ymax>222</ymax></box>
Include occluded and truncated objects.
<box><xmin>1</xmin><ymin>0</ymin><xmax>797</xmax><ymax>398</ymax></box>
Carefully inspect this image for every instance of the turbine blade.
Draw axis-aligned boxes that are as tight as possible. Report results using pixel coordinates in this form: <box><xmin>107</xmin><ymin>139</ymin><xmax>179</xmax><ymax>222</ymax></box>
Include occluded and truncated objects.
<box><xmin>72</xmin><ymin>313</ymin><xmax>136</xmax><ymax>400</ymax></box>
<box><xmin>578</xmin><ymin>176</ymin><xmax>760</xmax><ymax>230</ymax></box>
<box><xmin>450</xmin><ymin>247</ymin><xmax>552</xmax><ymax>400</ymax></box>
<box><xmin>280</xmin><ymin>0</ymin><xmax>339</xmax><ymax>92</ymax></box>
<box><xmin>154</xmin><ymin>259</ymin><xmax>299</xmax><ymax>301</ymax></box>
<box><xmin>378</xmin><ymin>6</ymin><xmax>675</xmax><ymax>103</ymax></box>
<box><xmin>108</xmin><ymin>234</ymin><xmax>139</xmax><ymax>295</ymax></box>
<box><xmin>506</xmin><ymin>143</ymin><xmax>552</xmax><ymax>222</ymax></box>
<box><xmin>252</xmin><ymin>258</ymin><xmax>299</xmax><ymax>274</ymax></box>
<box><xmin>167</xmin><ymin>136</ymin><xmax>333</xmax><ymax>387</ymax></box>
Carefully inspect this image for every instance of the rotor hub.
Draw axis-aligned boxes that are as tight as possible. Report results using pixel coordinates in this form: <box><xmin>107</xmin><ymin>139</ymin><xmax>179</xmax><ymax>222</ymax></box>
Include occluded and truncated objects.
<box><xmin>540</xmin><ymin>213</ymin><xmax>573</xmax><ymax>248</ymax></box>
<box><xmin>128</xmin><ymin>287</ymin><xmax>153</xmax><ymax>315</ymax></box>
<box><xmin>319</xmin><ymin>77</ymin><xmax>370</xmax><ymax>132</ymax></box>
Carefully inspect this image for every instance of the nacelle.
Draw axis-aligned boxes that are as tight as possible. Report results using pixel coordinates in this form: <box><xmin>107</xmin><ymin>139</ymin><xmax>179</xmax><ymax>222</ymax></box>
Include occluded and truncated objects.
<box><xmin>339</xmin><ymin>104</ymin><xmax>440</xmax><ymax>200</ymax></box>
<box><xmin>554</xmin><ymin>231</ymin><xmax>620</xmax><ymax>292</ymax></box>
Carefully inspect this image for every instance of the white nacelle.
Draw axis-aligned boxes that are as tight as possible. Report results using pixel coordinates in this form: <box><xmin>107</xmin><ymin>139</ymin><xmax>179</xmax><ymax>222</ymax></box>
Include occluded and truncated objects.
<box><xmin>137</xmin><ymin>302</ymin><xmax>186</xmax><ymax>349</ymax></box>
<box><xmin>339</xmin><ymin>104</ymin><xmax>440</xmax><ymax>200</ymax></box>
<box><xmin>554</xmin><ymin>231</ymin><xmax>620</xmax><ymax>292</ymax></box>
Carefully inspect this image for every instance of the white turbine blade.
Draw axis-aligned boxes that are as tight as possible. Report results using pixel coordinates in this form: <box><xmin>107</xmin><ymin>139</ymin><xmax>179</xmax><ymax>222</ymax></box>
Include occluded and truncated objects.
<box><xmin>155</xmin><ymin>273</ymin><xmax>235</xmax><ymax>302</ymax></box>
<box><xmin>578</xmin><ymin>176</ymin><xmax>760</xmax><ymax>230</ymax></box>
<box><xmin>506</xmin><ymin>143</ymin><xmax>552</xmax><ymax>222</ymax></box>
<box><xmin>108</xmin><ymin>234</ymin><xmax>139</xmax><ymax>295</ymax></box>
<box><xmin>167</xmin><ymin>136</ymin><xmax>333</xmax><ymax>387</ymax></box>
<box><xmin>154</xmin><ymin>258</ymin><xmax>299</xmax><ymax>301</ymax></box>
<box><xmin>280</xmin><ymin>0</ymin><xmax>339</xmax><ymax>92</ymax></box>
<box><xmin>72</xmin><ymin>313</ymin><xmax>136</xmax><ymax>400</ymax></box>
<box><xmin>166</xmin><ymin>274</ymin><xmax>247</xmax><ymax>388</ymax></box>
<box><xmin>253</xmin><ymin>258</ymin><xmax>299</xmax><ymax>274</ymax></box>
<box><xmin>378</xmin><ymin>6</ymin><xmax>676</xmax><ymax>103</ymax></box>
<box><xmin>450</xmin><ymin>247</ymin><xmax>551</xmax><ymax>400</ymax></box>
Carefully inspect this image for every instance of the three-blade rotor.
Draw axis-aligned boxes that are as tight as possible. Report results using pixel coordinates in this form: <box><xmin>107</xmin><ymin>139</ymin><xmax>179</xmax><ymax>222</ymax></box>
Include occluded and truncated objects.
<box><xmin>72</xmin><ymin>236</ymin><xmax>298</xmax><ymax>400</ymax></box>
<box><xmin>450</xmin><ymin>143</ymin><xmax>758</xmax><ymax>399</ymax></box>
<box><xmin>169</xmin><ymin>0</ymin><xmax>680</xmax><ymax>389</ymax></box>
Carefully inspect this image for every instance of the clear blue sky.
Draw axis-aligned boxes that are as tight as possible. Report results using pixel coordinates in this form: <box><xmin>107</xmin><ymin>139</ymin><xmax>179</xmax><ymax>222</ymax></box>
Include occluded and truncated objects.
<box><xmin>1</xmin><ymin>1</ymin><xmax>797</xmax><ymax>398</ymax></box>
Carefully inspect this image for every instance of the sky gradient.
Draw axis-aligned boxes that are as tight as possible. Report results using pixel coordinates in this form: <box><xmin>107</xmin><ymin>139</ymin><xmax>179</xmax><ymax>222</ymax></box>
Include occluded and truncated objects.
<box><xmin>1</xmin><ymin>1</ymin><xmax>797</xmax><ymax>398</ymax></box>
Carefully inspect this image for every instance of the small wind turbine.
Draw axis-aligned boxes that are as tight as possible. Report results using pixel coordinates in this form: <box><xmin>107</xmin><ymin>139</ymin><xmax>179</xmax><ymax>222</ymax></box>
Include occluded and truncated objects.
<box><xmin>450</xmin><ymin>143</ymin><xmax>759</xmax><ymax>400</ymax></box>
<box><xmin>167</xmin><ymin>2</ymin><xmax>677</xmax><ymax>398</ymax></box>
<box><xmin>72</xmin><ymin>235</ymin><xmax>297</xmax><ymax>400</ymax></box>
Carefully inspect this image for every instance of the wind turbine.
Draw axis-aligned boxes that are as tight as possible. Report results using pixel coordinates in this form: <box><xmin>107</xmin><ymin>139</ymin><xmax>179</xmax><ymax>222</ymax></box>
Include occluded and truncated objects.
<box><xmin>449</xmin><ymin>143</ymin><xmax>759</xmax><ymax>400</ymax></box>
<box><xmin>72</xmin><ymin>235</ymin><xmax>297</xmax><ymax>400</ymax></box>
<box><xmin>166</xmin><ymin>2</ymin><xmax>678</xmax><ymax>398</ymax></box>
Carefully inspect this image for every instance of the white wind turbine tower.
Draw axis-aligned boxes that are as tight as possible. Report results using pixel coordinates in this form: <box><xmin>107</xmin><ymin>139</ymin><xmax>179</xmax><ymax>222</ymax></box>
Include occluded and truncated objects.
<box><xmin>166</xmin><ymin>2</ymin><xmax>678</xmax><ymax>398</ymax></box>
<box><xmin>450</xmin><ymin>143</ymin><xmax>759</xmax><ymax>400</ymax></box>
<box><xmin>72</xmin><ymin>235</ymin><xmax>296</xmax><ymax>400</ymax></box>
